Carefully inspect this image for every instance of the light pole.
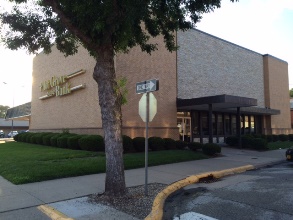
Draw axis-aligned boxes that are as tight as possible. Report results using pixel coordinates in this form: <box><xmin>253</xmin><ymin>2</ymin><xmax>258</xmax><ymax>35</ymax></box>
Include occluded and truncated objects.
<box><xmin>2</xmin><ymin>82</ymin><xmax>14</xmax><ymax>137</ymax></box>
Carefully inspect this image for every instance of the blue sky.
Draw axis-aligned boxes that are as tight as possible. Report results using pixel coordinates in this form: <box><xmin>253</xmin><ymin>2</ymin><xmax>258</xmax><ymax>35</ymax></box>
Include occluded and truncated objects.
<box><xmin>0</xmin><ymin>0</ymin><xmax>292</xmax><ymax>107</ymax></box>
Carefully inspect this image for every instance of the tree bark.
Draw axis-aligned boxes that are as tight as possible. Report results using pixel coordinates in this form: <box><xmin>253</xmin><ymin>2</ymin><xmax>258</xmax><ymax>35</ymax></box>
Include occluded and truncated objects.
<box><xmin>93</xmin><ymin>47</ymin><xmax>126</xmax><ymax>196</ymax></box>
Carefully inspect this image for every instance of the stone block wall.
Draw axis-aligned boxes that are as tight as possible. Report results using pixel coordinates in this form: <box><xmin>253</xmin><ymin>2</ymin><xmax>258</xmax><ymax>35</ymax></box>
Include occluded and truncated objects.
<box><xmin>177</xmin><ymin>29</ymin><xmax>265</xmax><ymax>108</ymax></box>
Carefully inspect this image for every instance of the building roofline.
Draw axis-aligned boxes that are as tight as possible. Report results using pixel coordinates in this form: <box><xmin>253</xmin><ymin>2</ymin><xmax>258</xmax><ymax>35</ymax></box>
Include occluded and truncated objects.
<box><xmin>263</xmin><ymin>54</ymin><xmax>288</xmax><ymax>64</ymax></box>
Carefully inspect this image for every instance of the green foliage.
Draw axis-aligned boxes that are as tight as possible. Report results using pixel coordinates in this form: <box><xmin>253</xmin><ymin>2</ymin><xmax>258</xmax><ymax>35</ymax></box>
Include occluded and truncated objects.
<box><xmin>0</xmin><ymin>0</ymin><xmax>237</xmax><ymax>56</ymax></box>
<box><xmin>50</xmin><ymin>134</ymin><xmax>65</xmax><ymax>147</ymax></box>
<box><xmin>0</xmin><ymin>105</ymin><xmax>10</xmax><ymax>118</ymax></box>
<box><xmin>0</xmin><ymin>142</ymin><xmax>207</xmax><ymax>184</ymax></box>
<box><xmin>188</xmin><ymin>142</ymin><xmax>203</xmax><ymax>151</ymax></box>
<box><xmin>202</xmin><ymin>143</ymin><xmax>221</xmax><ymax>156</ymax></box>
<box><xmin>43</xmin><ymin>133</ymin><xmax>59</xmax><ymax>146</ymax></box>
<box><xmin>133</xmin><ymin>137</ymin><xmax>145</xmax><ymax>152</ymax></box>
<box><xmin>78</xmin><ymin>135</ymin><xmax>105</xmax><ymax>152</ymax></box>
<box><xmin>175</xmin><ymin>140</ymin><xmax>187</xmax><ymax>150</ymax></box>
<box><xmin>116</xmin><ymin>77</ymin><xmax>128</xmax><ymax>105</ymax></box>
<box><xmin>251</xmin><ymin>138</ymin><xmax>268</xmax><ymax>150</ymax></box>
<box><xmin>266</xmin><ymin>135</ymin><xmax>274</xmax><ymax>142</ymax></box>
<box><xmin>163</xmin><ymin>138</ymin><xmax>176</xmax><ymax>150</ymax></box>
<box><xmin>241</xmin><ymin>135</ymin><xmax>254</xmax><ymax>148</ymax></box>
<box><xmin>225</xmin><ymin>136</ymin><xmax>239</xmax><ymax>146</ymax></box>
<box><xmin>148</xmin><ymin>137</ymin><xmax>165</xmax><ymax>151</ymax></box>
<box><xmin>278</xmin><ymin>134</ymin><xmax>288</xmax><ymax>142</ymax></box>
<box><xmin>57</xmin><ymin>134</ymin><xmax>76</xmax><ymax>148</ymax></box>
<box><xmin>272</xmin><ymin>135</ymin><xmax>279</xmax><ymax>142</ymax></box>
<box><xmin>14</xmin><ymin>133</ymin><xmax>23</xmax><ymax>142</ymax></box>
<box><xmin>290</xmin><ymin>88</ymin><xmax>293</xmax><ymax>97</ymax></box>
<box><xmin>289</xmin><ymin>134</ymin><xmax>293</xmax><ymax>141</ymax></box>
<box><xmin>67</xmin><ymin>135</ymin><xmax>85</xmax><ymax>150</ymax></box>
<box><xmin>122</xmin><ymin>135</ymin><xmax>134</xmax><ymax>153</ymax></box>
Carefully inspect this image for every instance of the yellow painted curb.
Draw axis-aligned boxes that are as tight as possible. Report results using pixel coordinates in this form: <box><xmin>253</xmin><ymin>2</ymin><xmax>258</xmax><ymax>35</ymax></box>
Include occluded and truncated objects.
<box><xmin>38</xmin><ymin>205</ymin><xmax>74</xmax><ymax>220</ymax></box>
<box><xmin>145</xmin><ymin>165</ymin><xmax>255</xmax><ymax>220</ymax></box>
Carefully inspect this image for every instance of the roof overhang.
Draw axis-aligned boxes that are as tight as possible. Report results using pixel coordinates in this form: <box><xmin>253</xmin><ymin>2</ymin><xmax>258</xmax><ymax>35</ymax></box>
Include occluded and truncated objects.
<box><xmin>177</xmin><ymin>94</ymin><xmax>280</xmax><ymax>115</ymax></box>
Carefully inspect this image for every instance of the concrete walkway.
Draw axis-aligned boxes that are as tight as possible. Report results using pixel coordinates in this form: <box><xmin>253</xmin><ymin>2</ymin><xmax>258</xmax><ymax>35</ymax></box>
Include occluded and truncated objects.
<box><xmin>0</xmin><ymin>147</ymin><xmax>287</xmax><ymax>219</ymax></box>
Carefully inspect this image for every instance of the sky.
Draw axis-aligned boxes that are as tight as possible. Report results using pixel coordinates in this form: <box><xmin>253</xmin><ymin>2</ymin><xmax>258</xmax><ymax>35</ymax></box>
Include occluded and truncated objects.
<box><xmin>0</xmin><ymin>0</ymin><xmax>292</xmax><ymax>107</ymax></box>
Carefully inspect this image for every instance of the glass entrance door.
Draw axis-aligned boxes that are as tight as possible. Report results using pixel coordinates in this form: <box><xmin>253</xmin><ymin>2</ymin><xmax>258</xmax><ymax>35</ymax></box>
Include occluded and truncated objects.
<box><xmin>177</xmin><ymin>117</ymin><xmax>191</xmax><ymax>142</ymax></box>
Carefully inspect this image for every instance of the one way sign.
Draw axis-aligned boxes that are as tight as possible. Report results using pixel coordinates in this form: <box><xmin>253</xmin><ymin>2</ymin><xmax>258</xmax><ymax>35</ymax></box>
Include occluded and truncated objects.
<box><xmin>136</xmin><ymin>79</ymin><xmax>159</xmax><ymax>94</ymax></box>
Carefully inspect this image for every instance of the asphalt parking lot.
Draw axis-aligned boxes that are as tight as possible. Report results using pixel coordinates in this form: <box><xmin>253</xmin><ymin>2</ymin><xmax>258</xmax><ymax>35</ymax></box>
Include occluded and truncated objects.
<box><xmin>164</xmin><ymin>162</ymin><xmax>293</xmax><ymax>220</ymax></box>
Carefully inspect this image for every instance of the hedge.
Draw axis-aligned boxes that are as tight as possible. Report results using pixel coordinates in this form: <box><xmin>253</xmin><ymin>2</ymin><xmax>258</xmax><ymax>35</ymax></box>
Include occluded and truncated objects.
<box><xmin>57</xmin><ymin>134</ymin><xmax>77</xmax><ymax>148</ymax></box>
<box><xmin>122</xmin><ymin>135</ymin><xmax>134</xmax><ymax>153</ymax></box>
<box><xmin>163</xmin><ymin>138</ymin><xmax>176</xmax><ymax>150</ymax></box>
<box><xmin>175</xmin><ymin>140</ymin><xmax>186</xmax><ymax>150</ymax></box>
<box><xmin>133</xmin><ymin>137</ymin><xmax>145</xmax><ymax>152</ymax></box>
<box><xmin>188</xmin><ymin>142</ymin><xmax>203</xmax><ymax>151</ymax></box>
<box><xmin>78</xmin><ymin>135</ymin><xmax>105</xmax><ymax>152</ymax></box>
<box><xmin>202</xmin><ymin>143</ymin><xmax>221</xmax><ymax>156</ymax></box>
<box><xmin>67</xmin><ymin>135</ymin><xmax>85</xmax><ymax>150</ymax></box>
<box><xmin>148</xmin><ymin>137</ymin><xmax>165</xmax><ymax>151</ymax></box>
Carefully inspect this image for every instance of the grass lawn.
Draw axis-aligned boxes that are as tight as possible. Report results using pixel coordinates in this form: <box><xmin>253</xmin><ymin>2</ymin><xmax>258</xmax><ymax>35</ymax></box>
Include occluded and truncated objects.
<box><xmin>0</xmin><ymin>142</ymin><xmax>208</xmax><ymax>184</ymax></box>
<box><xmin>267</xmin><ymin>141</ymin><xmax>293</xmax><ymax>150</ymax></box>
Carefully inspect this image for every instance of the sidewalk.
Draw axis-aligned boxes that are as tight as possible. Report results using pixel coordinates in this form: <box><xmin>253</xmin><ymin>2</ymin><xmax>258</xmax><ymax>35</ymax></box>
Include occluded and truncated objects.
<box><xmin>0</xmin><ymin>147</ymin><xmax>287</xmax><ymax>219</ymax></box>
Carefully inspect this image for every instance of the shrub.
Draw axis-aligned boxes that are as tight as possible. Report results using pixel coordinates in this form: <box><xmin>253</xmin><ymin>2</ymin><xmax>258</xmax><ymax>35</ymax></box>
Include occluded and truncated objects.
<box><xmin>175</xmin><ymin>140</ymin><xmax>186</xmax><ymax>150</ymax></box>
<box><xmin>50</xmin><ymin>134</ymin><xmax>65</xmax><ymax>147</ymax></box>
<box><xmin>79</xmin><ymin>135</ymin><xmax>105</xmax><ymax>152</ymax></box>
<box><xmin>67</xmin><ymin>135</ymin><xmax>85</xmax><ymax>150</ymax></box>
<box><xmin>188</xmin><ymin>142</ymin><xmax>203</xmax><ymax>151</ymax></box>
<box><xmin>251</xmin><ymin>138</ymin><xmax>268</xmax><ymax>150</ymax></box>
<box><xmin>14</xmin><ymin>133</ymin><xmax>25</xmax><ymax>142</ymax></box>
<box><xmin>30</xmin><ymin>133</ymin><xmax>42</xmax><ymax>144</ymax></box>
<box><xmin>289</xmin><ymin>134</ymin><xmax>293</xmax><ymax>141</ymax></box>
<box><xmin>241</xmin><ymin>135</ymin><xmax>254</xmax><ymax>148</ymax></box>
<box><xmin>122</xmin><ymin>135</ymin><xmax>134</xmax><ymax>153</ymax></box>
<box><xmin>202</xmin><ymin>143</ymin><xmax>221</xmax><ymax>156</ymax></box>
<box><xmin>25</xmin><ymin>133</ymin><xmax>35</xmax><ymax>143</ymax></box>
<box><xmin>272</xmin><ymin>134</ymin><xmax>279</xmax><ymax>142</ymax></box>
<box><xmin>148</xmin><ymin>137</ymin><xmax>165</xmax><ymax>151</ymax></box>
<box><xmin>225</xmin><ymin>136</ymin><xmax>238</xmax><ymax>146</ymax></box>
<box><xmin>35</xmin><ymin>133</ymin><xmax>47</xmax><ymax>145</ymax></box>
<box><xmin>266</xmin><ymin>135</ymin><xmax>274</xmax><ymax>142</ymax></box>
<box><xmin>133</xmin><ymin>137</ymin><xmax>145</xmax><ymax>152</ymax></box>
<box><xmin>43</xmin><ymin>133</ymin><xmax>59</xmax><ymax>146</ymax></box>
<box><xmin>163</xmin><ymin>138</ymin><xmax>176</xmax><ymax>150</ymax></box>
<box><xmin>57</xmin><ymin>134</ymin><xmax>76</xmax><ymax>148</ymax></box>
<box><xmin>278</xmin><ymin>134</ymin><xmax>288</xmax><ymax>142</ymax></box>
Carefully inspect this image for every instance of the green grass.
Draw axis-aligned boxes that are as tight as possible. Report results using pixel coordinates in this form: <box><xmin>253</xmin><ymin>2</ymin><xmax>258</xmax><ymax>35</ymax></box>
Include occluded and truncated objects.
<box><xmin>0</xmin><ymin>142</ymin><xmax>208</xmax><ymax>184</ymax></box>
<box><xmin>268</xmin><ymin>141</ymin><xmax>293</xmax><ymax>150</ymax></box>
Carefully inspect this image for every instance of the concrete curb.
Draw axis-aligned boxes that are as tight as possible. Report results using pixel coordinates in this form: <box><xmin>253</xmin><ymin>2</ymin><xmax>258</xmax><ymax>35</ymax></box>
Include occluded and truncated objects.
<box><xmin>145</xmin><ymin>165</ymin><xmax>255</xmax><ymax>220</ymax></box>
<box><xmin>38</xmin><ymin>205</ymin><xmax>74</xmax><ymax>220</ymax></box>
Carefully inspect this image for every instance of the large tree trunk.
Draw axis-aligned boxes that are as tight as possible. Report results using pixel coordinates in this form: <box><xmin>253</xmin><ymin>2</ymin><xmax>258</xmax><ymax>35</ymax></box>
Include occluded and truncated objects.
<box><xmin>93</xmin><ymin>47</ymin><xmax>126</xmax><ymax>196</ymax></box>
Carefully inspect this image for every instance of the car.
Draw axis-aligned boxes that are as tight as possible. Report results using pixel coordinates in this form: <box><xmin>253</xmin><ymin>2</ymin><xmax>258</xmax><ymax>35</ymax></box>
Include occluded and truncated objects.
<box><xmin>7</xmin><ymin>131</ymin><xmax>18</xmax><ymax>138</ymax></box>
<box><xmin>286</xmin><ymin>148</ymin><xmax>293</xmax><ymax>161</ymax></box>
<box><xmin>0</xmin><ymin>130</ymin><xmax>4</xmax><ymax>138</ymax></box>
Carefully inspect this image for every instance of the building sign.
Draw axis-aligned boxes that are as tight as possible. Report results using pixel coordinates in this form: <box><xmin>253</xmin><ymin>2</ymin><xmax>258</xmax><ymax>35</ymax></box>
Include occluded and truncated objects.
<box><xmin>39</xmin><ymin>69</ymin><xmax>86</xmax><ymax>100</ymax></box>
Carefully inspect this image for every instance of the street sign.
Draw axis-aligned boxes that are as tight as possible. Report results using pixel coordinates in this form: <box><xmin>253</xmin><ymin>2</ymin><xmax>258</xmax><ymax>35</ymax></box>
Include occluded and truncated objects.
<box><xmin>136</xmin><ymin>79</ymin><xmax>159</xmax><ymax>94</ymax></box>
<box><xmin>139</xmin><ymin>93</ymin><xmax>157</xmax><ymax>122</ymax></box>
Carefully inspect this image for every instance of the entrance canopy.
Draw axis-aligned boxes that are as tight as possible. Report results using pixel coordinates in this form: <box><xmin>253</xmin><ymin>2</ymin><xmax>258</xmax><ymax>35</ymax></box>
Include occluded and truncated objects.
<box><xmin>177</xmin><ymin>94</ymin><xmax>280</xmax><ymax>115</ymax></box>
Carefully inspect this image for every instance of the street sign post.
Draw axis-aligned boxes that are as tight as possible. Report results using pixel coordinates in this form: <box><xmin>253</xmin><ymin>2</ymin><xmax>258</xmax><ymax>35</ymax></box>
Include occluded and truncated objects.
<box><xmin>136</xmin><ymin>79</ymin><xmax>159</xmax><ymax>94</ymax></box>
<box><xmin>136</xmin><ymin>79</ymin><xmax>159</xmax><ymax>196</ymax></box>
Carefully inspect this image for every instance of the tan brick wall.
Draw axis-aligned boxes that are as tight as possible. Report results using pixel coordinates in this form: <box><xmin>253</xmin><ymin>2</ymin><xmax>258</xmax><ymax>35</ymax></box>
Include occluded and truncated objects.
<box><xmin>263</xmin><ymin>55</ymin><xmax>291</xmax><ymax>131</ymax></box>
<box><xmin>31</xmin><ymin>36</ymin><xmax>178</xmax><ymax>139</ymax></box>
<box><xmin>116</xmin><ymin>35</ymin><xmax>178</xmax><ymax>139</ymax></box>
<box><xmin>30</xmin><ymin>45</ymin><xmax>102</xmax><ymax>131</ymax></box>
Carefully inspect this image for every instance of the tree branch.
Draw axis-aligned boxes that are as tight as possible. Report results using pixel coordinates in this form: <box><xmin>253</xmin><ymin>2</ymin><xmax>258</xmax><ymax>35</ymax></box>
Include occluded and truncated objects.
<box><xmin>42</xmin><ymin>0</ymin><xmax>101</xmax><ymax>53</ymax></box>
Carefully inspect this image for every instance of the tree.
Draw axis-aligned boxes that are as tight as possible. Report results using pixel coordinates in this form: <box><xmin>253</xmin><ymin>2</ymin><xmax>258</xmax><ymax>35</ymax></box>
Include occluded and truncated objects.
<box><xmin>0</xmin><ymin>0</ymin><xmax>237</xmax><ymax>196</ymax></box>
<box><xmin>290</xmin><ymin>88</ymin><xmax>293</xmax><ymax>98</ymax></box>
<box><xmin>0</xmin><ymin>105</ymin><xmax>10</xmax><ymax>118</ymax></box>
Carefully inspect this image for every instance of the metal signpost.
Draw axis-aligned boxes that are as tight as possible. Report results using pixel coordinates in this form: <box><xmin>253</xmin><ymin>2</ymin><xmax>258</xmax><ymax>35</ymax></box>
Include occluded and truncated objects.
<box><xmin>136</xmin><ymin>79</ymin><xmax>159</xmax><ymax>196</ymax></box>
